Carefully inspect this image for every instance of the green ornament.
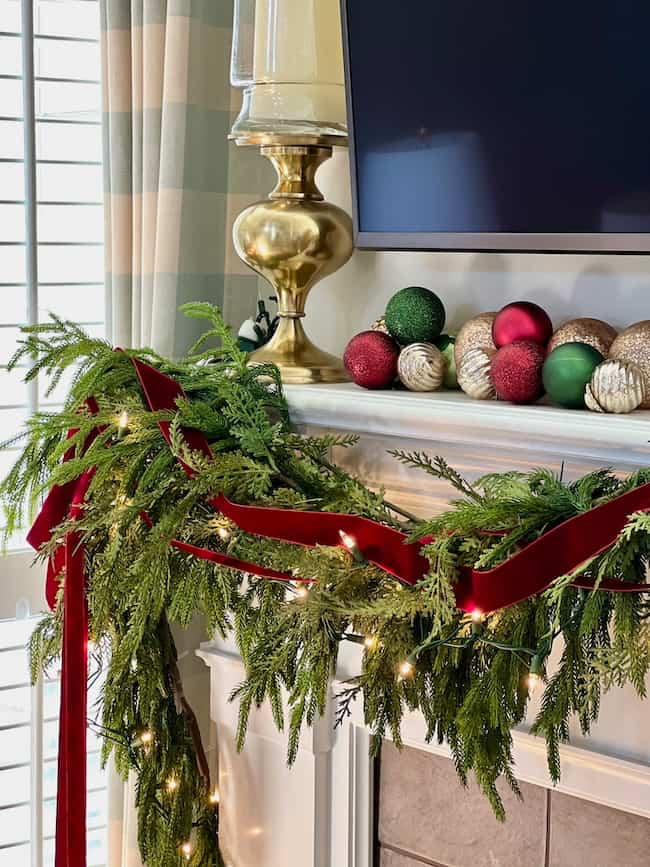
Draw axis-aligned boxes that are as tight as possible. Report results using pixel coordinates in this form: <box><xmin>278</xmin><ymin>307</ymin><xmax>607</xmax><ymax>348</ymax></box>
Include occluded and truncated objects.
<box><xmin>436</xmin><ymin>334</ymin><xmax>458</xmax><ymax>388</ymax></box>
<box><xmin>542</xmin><ymin>342</ymin><xmax>604</xmax><ymax>409</ymax></box>
<box><xmin>385</xmin><ymin>286</ymin><xmax>446</xmax><ymax>345</ymax></box>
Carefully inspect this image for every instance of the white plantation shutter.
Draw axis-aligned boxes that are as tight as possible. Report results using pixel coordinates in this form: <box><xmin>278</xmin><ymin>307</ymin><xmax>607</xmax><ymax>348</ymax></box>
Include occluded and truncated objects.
<box><xmin>0</xmin><ymin>2</ymin><xmax>107</xmax><ymax>865</ymax></box>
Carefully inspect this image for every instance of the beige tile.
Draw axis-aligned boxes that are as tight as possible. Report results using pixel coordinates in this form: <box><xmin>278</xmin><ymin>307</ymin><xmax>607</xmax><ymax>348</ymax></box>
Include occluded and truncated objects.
<box><xmin>379</xmin><ymin>742</ymin><xmax>547</xmax><ymax>867</ymax></box>
<box><xmin>380</xmin><ymin>847</ymin><xmax>427</xmax><ymax>867</ymax></box>
<box><xmin>548</xmin><ymin>792</ymin><xmax>650</xmax><ymax>867</ymax></box>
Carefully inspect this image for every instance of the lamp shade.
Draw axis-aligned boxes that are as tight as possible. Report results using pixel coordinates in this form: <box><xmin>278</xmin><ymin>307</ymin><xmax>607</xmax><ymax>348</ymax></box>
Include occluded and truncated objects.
<box><xmin>230</xmin><ymin>0</ymin><xmax>347</xmax><ymax>141</ymax></box>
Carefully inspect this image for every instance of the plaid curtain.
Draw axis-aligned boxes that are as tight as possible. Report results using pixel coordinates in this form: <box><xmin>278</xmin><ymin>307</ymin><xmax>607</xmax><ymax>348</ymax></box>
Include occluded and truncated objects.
<box><xmin>101</xmin><ymin>0</ymin><xmax>233</xmax><ymax>357</ymax></box>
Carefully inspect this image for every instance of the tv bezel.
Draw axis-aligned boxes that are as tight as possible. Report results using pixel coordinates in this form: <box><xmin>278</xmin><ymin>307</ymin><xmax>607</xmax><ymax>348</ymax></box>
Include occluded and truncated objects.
<box><xmin>339</xmin><ymin>0</ymin><xmax>650</xmax><ymax>254</ymax></box>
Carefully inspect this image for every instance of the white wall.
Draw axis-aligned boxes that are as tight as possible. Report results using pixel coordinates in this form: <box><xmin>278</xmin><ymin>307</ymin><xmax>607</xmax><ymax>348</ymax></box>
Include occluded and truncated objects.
<box><xmin>307</xmin><ymin>150</ymin><xmax>650</xmax><ymax>355</ymax></box>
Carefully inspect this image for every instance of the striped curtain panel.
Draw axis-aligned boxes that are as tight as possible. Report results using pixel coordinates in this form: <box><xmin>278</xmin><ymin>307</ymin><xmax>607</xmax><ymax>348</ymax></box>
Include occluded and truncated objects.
<box><xmin>101</xmin><ymin>0</ymin><xmax>232</xmax><ymax>358</ymax></box>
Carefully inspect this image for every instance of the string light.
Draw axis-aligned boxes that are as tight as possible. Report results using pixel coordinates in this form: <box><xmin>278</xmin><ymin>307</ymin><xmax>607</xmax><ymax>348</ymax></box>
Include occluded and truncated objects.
<box><xmin>117</xmin><ymin>410</ymin><xmax>129</xmax><ymax>439</ymax></box>
<box><xmin>339</xmin><ymin>529</ymin><xmax>364</xmax><ymax>563</ymax></box>
<box><xmin>209</xmin><ymin>788</ymin><xmax>220</xmax><ymax>805</ymax></box>
<box><xmin>470</xmin><ymin>608</ymin><xmax>484</xmax><ymax>623</ymax></box>
<box><xmin>181</xmin><ymin>841</ymin><xmax>192</xmax><ymax>860</ymax></box>
<box><xmin>364</xmin><ymin>635</ymin><xmax>378</xmax><ymax>650</ymax></box>
<box><xmin>140</xmin><ymin>729</ymin><xmax>153</xmax><ymax>746</ymax></box>
<box><xmin>166</xmin><ymin>776</ymin><xmax>179</xmax><ymax>792</ymax></box>
<box><xmin>526</xmin><ymin>655</ymin><xmax>543</xmax><ymax>695</ymax></box>
<box><xmin>398</xmin><ymin>660</ymin><xmax>414</xmax><ymax>681</ymax></box>
<box><xmin>295</xmin><ymin>584</ymin><xmax>309</xmax><ymax>600</ymax></box>
<box><xmin>217</xmin><ymin>526</ymin><xmax>230</xmax><ymax>541</ymax></box>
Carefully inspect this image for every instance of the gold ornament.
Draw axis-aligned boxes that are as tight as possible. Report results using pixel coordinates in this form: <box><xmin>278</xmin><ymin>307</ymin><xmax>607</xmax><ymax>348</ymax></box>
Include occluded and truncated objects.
<box><xmin>585</xmin><ymin>360</ymin><xmax>644</xmax><ymax>414</ymax></box>
<box><xmin>454</xmin><ymin>312</ymin><xmax>497</xmax><ymax>368</ymax></box>
<box><xmin>608</xmin><ymin>321</ymin><xmax>650</xmax><ymax>408</ymax></box>
<box><xmin>233</xmin><ymin>143</ymin><xmax>353</xmax><ymax>384</ymax></box>
<box><xmin>548</xmin><ymin>318</ymin><xmax>617</xmax><ymax>356</ymax></box>
<box><xmin>397</xmin><ymin>342</ymin><xmax>445</xmax><ymax>392</ymax></box>
<box><xmin>372</xmin><ymin>316</ymin><xmax>389</xmax><ymax>334</ymax></box>
<box><xmin>457</xmin><ymin>347</ymin><xmax>496</xmax><ymax>400</ymax></box>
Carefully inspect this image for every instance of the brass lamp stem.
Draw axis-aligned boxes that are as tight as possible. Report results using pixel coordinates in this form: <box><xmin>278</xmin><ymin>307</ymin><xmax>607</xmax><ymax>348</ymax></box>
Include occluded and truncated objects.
<box><xmin>233</xmin><ymin>142</ymin><xmax>353</xmax><ymax>384</ymax></box>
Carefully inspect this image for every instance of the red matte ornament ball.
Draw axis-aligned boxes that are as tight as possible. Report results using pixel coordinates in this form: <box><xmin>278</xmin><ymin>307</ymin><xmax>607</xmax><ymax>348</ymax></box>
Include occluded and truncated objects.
<box><xmin>491</xmin><ymin>340</ymin><xmax>546</xmax><ymax>404</ymax></box>
<box><xmin>343</xmin><ymin>330</ymin><xmax>400</xmax><ymax>389</ymax></box>
<box><xmin>493</xmin><ymin>301</ymin><xmax>553</xmax><ymax>348</ymax></box>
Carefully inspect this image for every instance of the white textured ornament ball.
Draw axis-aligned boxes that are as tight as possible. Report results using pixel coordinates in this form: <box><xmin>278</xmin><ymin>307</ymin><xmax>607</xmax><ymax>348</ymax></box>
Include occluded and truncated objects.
<box><xmin>584</xmin><ymin>360</ymin><xmax>644</xmax><ymax>414</ymax></box>
<box><xmin>457</xmin><ymin>347</ymin><xmax>496</xmax><ymax>400</ymax></box>
<box><xmin>371</xmin><ymin>316</ymin><xmax>389</xmax><ymax>334</ymax></box>
<box><xmin>454</xmin><ymin>312</ymin><xmax>497</xmax><ymax>367</ymax></box>
<box><xmin>397</xmin><ymin>342</ymin><xmax>445</xmax><ymax>392</ymax></box>
<box><xmin>608</xmin><ymin>321</ymin><xmax>650</xmax><ymax>408</ymax></box>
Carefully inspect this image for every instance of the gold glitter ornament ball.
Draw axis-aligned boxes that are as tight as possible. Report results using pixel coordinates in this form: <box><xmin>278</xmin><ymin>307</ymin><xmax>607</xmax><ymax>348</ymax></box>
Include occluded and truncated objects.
<box><xmin>397</xmin><ymin>342</ymin><xmax>445</xmax><ymax>392</ymax></box>
<box><xmin>457</xmin><ymin>346</ymin><xmax>496</xmax><ymax>400</ymax></box>
<box><xmin>609</xmin><ymin>321</ymin><xmax>650</xmax><ymax>408</ymax></box>
<box><xmin>548</xmin><ymin>318</ymin><xmax>617</xmax><ymax>357</ymax></box>
<box><xmin>454</xmin><ymin>312</ymin><xmax>497</xmax><ymax>368</ymax></box>
<box><xmin>585</xmin><ymin>360</ymin><xmax>644</xmax><ymax>414</ymax></box>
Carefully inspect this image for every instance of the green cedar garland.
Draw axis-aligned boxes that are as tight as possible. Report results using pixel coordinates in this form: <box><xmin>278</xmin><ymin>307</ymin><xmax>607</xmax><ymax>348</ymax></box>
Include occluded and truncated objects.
<box><xmin>3</xmin><ymin>304</ymin><xmax>650</xmax><ymax>864</ymax></box>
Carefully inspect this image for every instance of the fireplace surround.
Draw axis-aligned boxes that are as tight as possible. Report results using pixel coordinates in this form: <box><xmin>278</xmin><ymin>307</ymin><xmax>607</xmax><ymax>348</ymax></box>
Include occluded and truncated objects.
<box><xmin>198</xmin><ymin>385</ymin><xmax>650</xmax><ymax>867</ymax></box>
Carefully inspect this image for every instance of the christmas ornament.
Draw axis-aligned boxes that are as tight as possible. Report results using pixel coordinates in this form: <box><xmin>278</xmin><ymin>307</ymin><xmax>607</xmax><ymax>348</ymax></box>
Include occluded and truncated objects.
<box><xmin>343</xmin><ymin>330</ymin><xmax>399</xmax><ymax>389</ymax></box>
<box><xmin>454</xmin><ymin>312</ymin><xmax>497</xmax><ymax>367</ymax></box>
<box><xmin>493</xmin><ymin>301</ymin><xmax>553</xmax><ymax>348</ymax></box>
<box><xmin>385</xmin><ymin>286</ymin><xmax>446</xmax><ymax>345</ymax></box>
<box><xmin>397</xmin><ymin>342</ymin><xmax>445</xmax><ymax>392</ymax></box>
<box><xmin>585</xmin><ymin>360</ymin><xmax>644</xmax><ymax>414</ymax></box>
<box><xmin>436</xmin><ymin>334</ymin><xmax>459</xmax><ymax>388</ymax></box>
<box><xmin>457</xmin><ymin>346</ymin><xmax>496</xmax><ymax>400</ymax></box>
<box><xmin>491</xmin><ymin>341</ymin><xmax>545</xmax><ymax>404</ymax></box>
<box><xmin>371</xmin><ymin>316</ymin><xmax>389</xmax><ymax>334</ymax></box>
<box><xmin>542</xmin><ymin>342</ymin><xmax>604</xmax><ymax>409</ymax></box>
<box><xmin>608</xmin><ymin>321</ymin><xmax>650</xmax><ymax>408</ymax></box>
<box><xmin>548</xmin><ymin>317</ymin><xmax>617</xmax><ymax>357</ymax></box>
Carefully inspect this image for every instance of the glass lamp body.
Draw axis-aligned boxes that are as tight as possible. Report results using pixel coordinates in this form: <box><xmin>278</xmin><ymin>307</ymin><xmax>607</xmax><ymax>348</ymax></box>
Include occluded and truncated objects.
<box><xmin>230</xmin><ymin>0</ymin><xmax>347</xmax><ymax>141</ymax></box>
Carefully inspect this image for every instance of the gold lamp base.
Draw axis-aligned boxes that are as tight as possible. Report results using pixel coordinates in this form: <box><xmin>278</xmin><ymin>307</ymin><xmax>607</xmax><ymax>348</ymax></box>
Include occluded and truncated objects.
<box><xmin>232</xmin><ymin>139</ymin><xmax>353</xmax><ymax>385</ymax></box>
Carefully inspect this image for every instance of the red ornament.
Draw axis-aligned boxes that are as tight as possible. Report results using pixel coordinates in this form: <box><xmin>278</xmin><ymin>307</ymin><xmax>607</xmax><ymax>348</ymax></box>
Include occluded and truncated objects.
<box><xmin>491</xmin><ymin>340</ymin><xmax>545</xmax><ymax>404</ymax></box>
<box><xmin>343</xmin><ymin>330</ymin><xmax>399</xmax><ymax>389</ymax></box>
<box><xmin>493</xmin><ymin>301</ymin><xmax>553</xmax><ymax>348</ymax></box>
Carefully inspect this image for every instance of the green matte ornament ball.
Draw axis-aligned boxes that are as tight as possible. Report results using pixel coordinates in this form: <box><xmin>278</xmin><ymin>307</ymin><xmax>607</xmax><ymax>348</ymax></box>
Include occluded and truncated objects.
<box><xmin>542</xmin><ymin>342</ymin><xmax>604</xmax><ymax>409</ymax></box>
<box><xmin>385</xmin><ymin>286</ymin><xmax>446</xmax><ymax>345</ymax></box>
<box><xmin>436</xmin><ymin>334</ymin><xmax>458</xmax><ymax>388</ymax></box>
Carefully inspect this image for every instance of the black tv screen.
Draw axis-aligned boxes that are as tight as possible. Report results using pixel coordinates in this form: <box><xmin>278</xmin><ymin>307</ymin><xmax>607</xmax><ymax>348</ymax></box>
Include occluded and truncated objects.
<box><xmin>341</xmin><ymin>0</ymin><xmax>650</xmax><ymax>252</ymax></box>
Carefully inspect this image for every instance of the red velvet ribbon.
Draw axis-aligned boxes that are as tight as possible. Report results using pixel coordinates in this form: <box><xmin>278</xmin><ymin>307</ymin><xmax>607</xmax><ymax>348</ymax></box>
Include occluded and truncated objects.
<box><xmin>28</xmin><ymin>357</ymin><xmax>650</xmax><ymax>867</ymax></box>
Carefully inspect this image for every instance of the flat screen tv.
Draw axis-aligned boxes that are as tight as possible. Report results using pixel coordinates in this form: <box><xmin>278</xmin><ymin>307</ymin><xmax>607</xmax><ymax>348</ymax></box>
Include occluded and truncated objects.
<box><xmin>341</xmin><ymin>0</ymin><xmax>650</xmax><ymax>253</ymax></box>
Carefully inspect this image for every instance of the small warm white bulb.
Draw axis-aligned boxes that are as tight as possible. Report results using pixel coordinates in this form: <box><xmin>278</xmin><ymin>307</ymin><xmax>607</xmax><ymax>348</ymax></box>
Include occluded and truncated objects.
<box><xmin>364</xmin><ymin>635</ymin><xmax>378</xmax><ymax>650</ymax></box>
<box><xmin>398</xmin><ymin>660</ymin><xmax>414</xmax><ymax>679</ymax></box>
<box><xmin>140</xmin><ymin>729</ymin><xmax>153</xmax><ymax>746</ymax></box>
<box><xmin>470</xmin><ymin>608</ymin><xmax>484</xmax><ymax>623</ymax></box>
<box><xmin>295</xmin><ymin>584</ymin><xmax>309</xmax><ymax>599</ymax></box>
<box><xmin>217</xmin><ymin>527</ymin><xmax>230</xmax><ymax>541</ymax></box>
<box><xmin>338</xmin><ymin>529</ymin><xmax>357</xmax><ymax>552</ymax></box>
<box><xmin>181</xmin><ymin>841</ymin><xmax>192</xmax><ymax>859</ymax></box>
<box><xmin>118</xmin><ymin>410</ymin><xmax>129</xmax><ymax>430</ymax></box>
<box><xmin>209</xmin><ymin>788</ymin><xmax>220</xmax><ymax>805</ymax></box>
<box><xmin>166</xmin><ymin>776</ymin><xmax>179</xmax><ymax>792</ymax></box>
<box><xmin>526</xmin><ymin>672</ymin><xmax>542</xmax><ymax>694</ymax></box>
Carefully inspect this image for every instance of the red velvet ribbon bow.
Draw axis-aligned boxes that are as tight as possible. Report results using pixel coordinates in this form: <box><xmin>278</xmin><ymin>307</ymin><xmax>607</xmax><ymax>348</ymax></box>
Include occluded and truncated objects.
<box><xmin>28</xmin><ymin>357</ymin><xmax>650</xmax><ymax>867</ymax></box>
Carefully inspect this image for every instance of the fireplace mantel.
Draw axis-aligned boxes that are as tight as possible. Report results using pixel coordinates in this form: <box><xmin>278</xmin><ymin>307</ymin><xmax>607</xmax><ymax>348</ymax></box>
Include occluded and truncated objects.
<box><xmin>199</xmin><ymin>384</ymin><xmax>650</xmax><ymax>867</ymax></box>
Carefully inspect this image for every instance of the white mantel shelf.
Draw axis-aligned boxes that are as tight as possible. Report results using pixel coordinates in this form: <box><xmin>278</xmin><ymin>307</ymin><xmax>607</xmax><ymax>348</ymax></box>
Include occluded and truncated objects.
<box><xmin>285</xmin><ymin>383</ymin><xmax>650</xmax><ymax>466</ymax></box>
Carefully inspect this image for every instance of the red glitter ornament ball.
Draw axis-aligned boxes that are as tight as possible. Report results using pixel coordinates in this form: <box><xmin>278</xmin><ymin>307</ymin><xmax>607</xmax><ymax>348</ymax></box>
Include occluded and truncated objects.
<box><xmin>493</xmin><ymin>301</ymin><xmax>553</xmax><ymax>348</ymax></box>
<box><xmin>491</xmin><ymin>340</ymin><xmax>546</xmax><ymax>404</ymax></box>
<box><xmin>343</xmin><ymin>330</ymin><xmax>400</xmax><ymax>389</ymax></box>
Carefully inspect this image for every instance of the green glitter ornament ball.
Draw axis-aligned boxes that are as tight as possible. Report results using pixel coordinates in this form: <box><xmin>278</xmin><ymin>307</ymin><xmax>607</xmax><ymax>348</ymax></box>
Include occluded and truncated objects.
<box><xmin>542</xmin><ymin>341</ymin><xmax>604</xmax><ymax>409</ymax></box>
<box><xmin>385</xmin><ymin>286</ymin><xmax>446</xmax><ymax>345</ymax></box>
